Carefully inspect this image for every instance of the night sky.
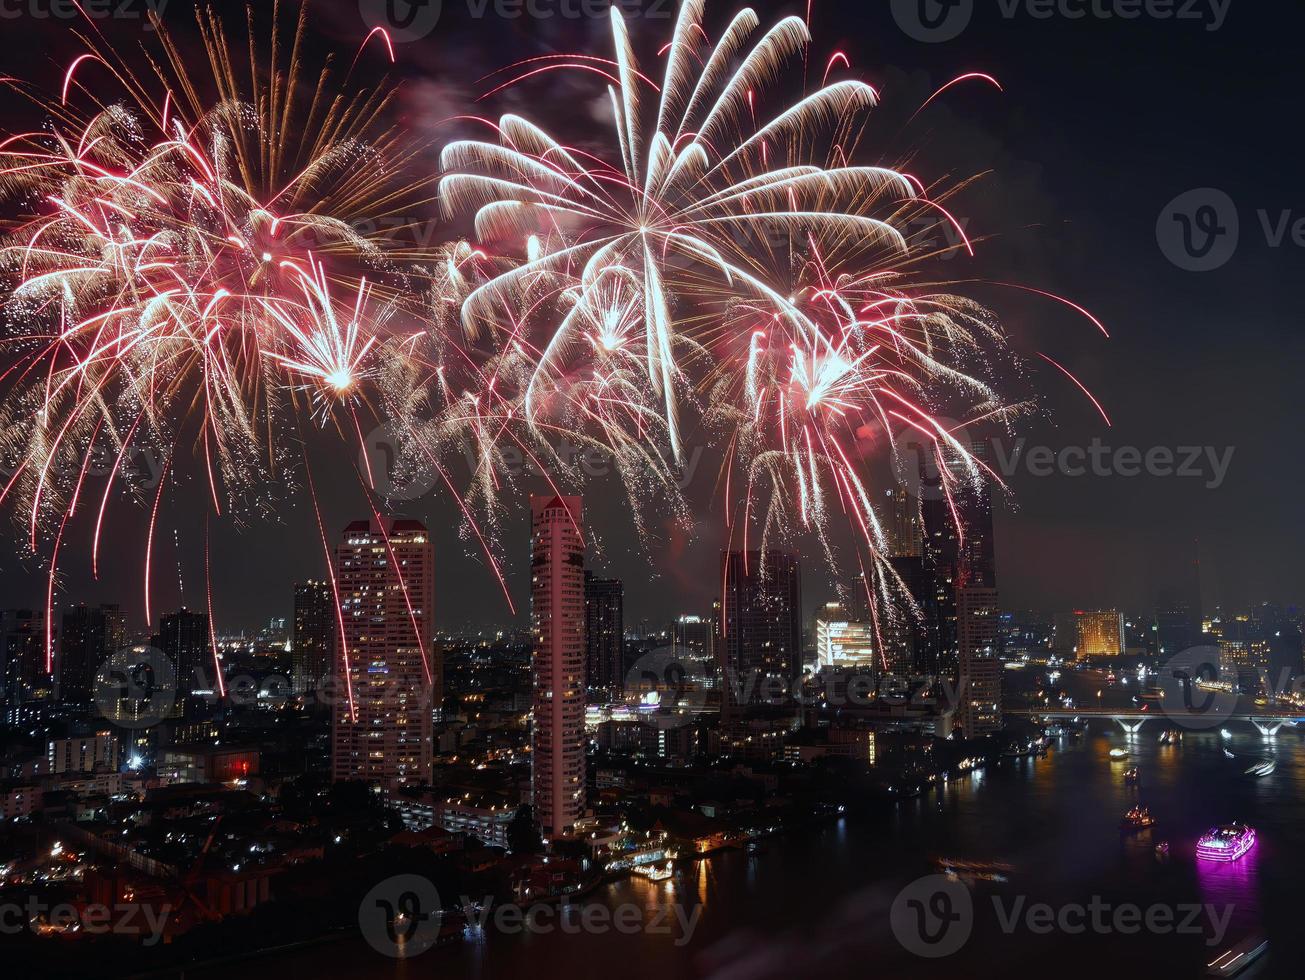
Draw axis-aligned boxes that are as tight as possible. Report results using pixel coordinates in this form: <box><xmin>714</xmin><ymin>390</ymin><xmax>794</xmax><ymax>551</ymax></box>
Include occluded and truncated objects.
<box><xmin>0</xmin><ymin>0</ymin><xmax>1300</xmax><ymax>632</ymax></box>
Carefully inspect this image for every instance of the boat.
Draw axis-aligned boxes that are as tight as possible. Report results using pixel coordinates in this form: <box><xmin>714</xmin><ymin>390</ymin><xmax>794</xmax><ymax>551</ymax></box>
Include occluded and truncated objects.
<box><xmin>1154</xmin><ymin>841</ymin><xmax>1171</xmax><ymax>860</ymax></box>
<box><xmin>1245</xmin><ymin>759</ymin><xmax>1276</xmax><ymax>778</ymax></box>
<box><xmin>1207</xmin><ymin>933</ymin><xmax>1268</xmax><ymax>976</ymax></box>
<box><xmin>1196</xmin><ymin>823</ymin><xmax>1257</xmax><ymax>863</ymax></box>
<box><xmin>1108</xmin><ymin>748</ymin><xmax>1129</xmax><ymax>759</ymax></box>
<box><xmin>937</xmin><ymin>857</ymin><xmax>1012</xmax><ymax>883</ymax></box>
<box><xmin>1120</xmin><ymin>805</ymin><xmax>1156</xmax><ymax>833</ymax></box>
<box><xmin>1220</xmin><ymin>728</ymin><xmax>1233</xmax><ymax>740</ymax></box>
<box><xmin>1123</xmin><ymin>768</ymin><xmax>1140</xmax><ymax>785</ymax></box>
<box><xmin>1223</xmin><ymin>748</ymin><xmax>1236</xmax><ymax>759</ymax></box>
<box><xmin>633</xmin><ymin>862</ymin><xmax>674</xmax><ymax>881</ymax></box>
<box><xmin>1158</xmin><ymin>728</ymin><xmax>1184</xmax><ymax>745</ymax></box>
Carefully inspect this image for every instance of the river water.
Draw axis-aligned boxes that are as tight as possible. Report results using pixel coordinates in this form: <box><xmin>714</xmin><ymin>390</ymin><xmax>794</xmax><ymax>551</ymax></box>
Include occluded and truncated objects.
<box><xmin>201</xmin><ymin>717</ymin><xmax>1302</xmax><ymax>980</ymax></box>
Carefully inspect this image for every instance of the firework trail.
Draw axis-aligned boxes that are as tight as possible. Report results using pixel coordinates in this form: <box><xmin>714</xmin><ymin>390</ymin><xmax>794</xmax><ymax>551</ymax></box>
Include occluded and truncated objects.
<box><xmin>437</xmin><ymin>0</ymin><xmax>1107</xmax><ymax>642</ymax></box>
<box><xmin>0</xmin><ymin>4</ymin><xmax>432</xmax><ymax>695</ymax></box>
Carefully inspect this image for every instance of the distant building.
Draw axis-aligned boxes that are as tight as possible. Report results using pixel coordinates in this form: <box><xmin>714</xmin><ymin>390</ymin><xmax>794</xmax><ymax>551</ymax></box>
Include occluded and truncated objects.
<box><xmin>583</xmin><ymin>572</ymin><xmax>624</xmax><ymax>698</ymax></box>
<box><xmin>917</xmin><ymin>443</ymin><xmax>995</xmax><ymax>677</ymax></box>
<box><xmin>292</xmin><ymin>580</ymin><xmax>336</xmax><ymax>697</ymax></box>
<box><xmin>815</xmin><ymin>603</ymin><xmax>877</xmax><ymax>671</ymax></box>
<box><xmin>159</xmin><ymin>745</ymin><xmax>259</xmax><ymax>784</ymax></box>
<box><xmin>47</xmin><ymin>733</ymin><xmax>120</xmax><ymax>775</ymax></box>
<box><xmin>1155</xmin><ymin>602</ymin><xmax>1199</xmax><ymax>658</ymax></box>
<box><xmin>330</xmin><ymin>519</ymin><xmax>436</xmax><ymax>790</ymax></box>
<box><xmin>1</xmin><ymin>610</ymin><xmax>56</xmax><ymax>725</ymax></box>
<box><xmin>884</xmin><ymin>487</ymin><xmax>923</xmax><ymax>558</ymax></box>
<box><xmin>153</xmin><ymin>609</ymin><xmax>213</xmax><ymax>698</ymax></box>
<box><xmin>59</xmin><ymin>605</ymin><xmax>125</xmax><ymax>713</ymax></box>
<box><xmin>672</xmin><ymin>614</ymin><xmax>718</xmax><ymax>689</ymax></box>
<box><xmin>530</xmin><ymin>495</ymin><xmax>587</xmax><ymax>838</ymax></box>
<box><xmin>957</xmin><ymin>586</ymin><xmax>1002</xmax><ymax>738</ymax></box>
<box><xmin>718</xmin><ymin>551</ymin><xmax>802</xmax><ymax>716</ymax></box>
<box><xmin>1075</xmin><ymin>610</ymin><xmax>1126</xmax><ymax>659</ymax></box>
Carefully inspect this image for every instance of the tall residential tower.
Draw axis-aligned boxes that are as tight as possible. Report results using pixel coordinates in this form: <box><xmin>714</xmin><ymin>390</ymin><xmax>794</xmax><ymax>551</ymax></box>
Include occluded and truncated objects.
<box><xmin>530</xmin><ymin>495</ymin><xmax>586</xmax><ymax>838</ymax></box>
<box><xmin>330</xmin><ymin>519</ymin><xmax>436</xmax><ymax>790</ymax></box>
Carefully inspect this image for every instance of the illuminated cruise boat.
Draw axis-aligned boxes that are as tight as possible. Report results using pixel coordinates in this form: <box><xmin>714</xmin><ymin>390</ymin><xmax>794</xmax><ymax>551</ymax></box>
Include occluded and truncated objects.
<box><xmin>1196</xmin><ymin>823</ymin><xmax>1256</xmax><ymax>863</ymax></box>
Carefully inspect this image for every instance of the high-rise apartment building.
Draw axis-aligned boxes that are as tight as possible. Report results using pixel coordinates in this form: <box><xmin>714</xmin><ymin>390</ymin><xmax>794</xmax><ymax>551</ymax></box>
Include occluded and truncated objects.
<box><xmin>957</xmin><ymin>586</ymin><xmax>1002</xmax><ymax>738</ymax></box>
<box><xmin>1</xmin><ymin>610</ymin><xmax>55</xmax><ymax>724</ymax></box>
<box><xmin>153</xmin><ymin>609</ymin><xmax>213</xmax><ymax>696</ymax></box>
<box><xmin>292</xmin><ymin>580</ymin><xmax>337</xmax><ymax>697</ymax></box>
<box><xmin>530</xmin><ymin>496</ymin><xmax>586</xmax><ymax>838</ymax></box>
<box><xmin>718</xmin><ymin>551</ymin><xmax>802</xmax><ymax>715</ymax></box>
<box><xmin>583</xmin><ymin>572</ymin><xmax>624</xmax><ymax>698</ymax></box>
<box><xmin>331</xmin><ymin>519</ymin><xmax>436</xmax><ymax>790</ymax></box>
<box><xmin>59</xmin><ymin>604</ymin><xmax>125</xmax><ymax>712</ymax></box>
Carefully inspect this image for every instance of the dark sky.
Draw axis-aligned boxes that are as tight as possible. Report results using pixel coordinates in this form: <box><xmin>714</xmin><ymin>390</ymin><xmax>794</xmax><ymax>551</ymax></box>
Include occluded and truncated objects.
<box><xmin>1</xmin><ymin>0</ymin><xmax>1301</xmax><ymax>632</ymax></box>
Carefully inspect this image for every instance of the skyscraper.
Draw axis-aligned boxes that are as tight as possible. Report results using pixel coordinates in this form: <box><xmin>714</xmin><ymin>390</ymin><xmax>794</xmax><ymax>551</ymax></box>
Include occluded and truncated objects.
<box><xmin>1075</xmin><ymin>610</ymin><xmax>1126</xmax><ymax>659</ymax></box>
<box><xmin>815</xmin><ymin>602</ymin><xmax>877</xmax><ymax>670</ymax></box>
<box><xmin>153</xmin><ymin>609</ymin><xmax>213</xmax><ymax>696</ymax></box>
<box><xmin>59</xmin><ymin>604</ymin><xmax>125</xmax><ymax>712</ymax></box>
<box><xmin>530</xmin><ymin>495</ymin><xmax>586</xmax><ymax>838</ymax></box>
<box><xmin>292</xmin><ymin>580</ymin><xmax>336</xmax><ymax>697</ymax></box>
<box><xmin>884</xmin><ymin>487</ymin><xmax>923</xmax><ymax>558</ymax></box>
<box><xmin>718</xmin><ymin>550</ymin><xmax>802</xmax><ymax>714</ymax></box>
<box><xmin>1</xmin><ymin>610</ymin><xmax>55</xmax><ymax>725</ymax></box>
<box><xmin>331</xmin><ymin>519</ymin><xmax>436</xmax><ymax>790</ymax></box>
<box><xmin>957</xmin><ymin>586</ymin><xmax>1002</xmax><ymax>738</ymax></box>
<box><xmin>918</xmin><ymin>443</ymin><xmax>996</xmax><ymax>677</ymax></box>
<box><xmin>583</xmin><ymin>572</ymin><xmax>624</xmax><ymax>698</ymax></box>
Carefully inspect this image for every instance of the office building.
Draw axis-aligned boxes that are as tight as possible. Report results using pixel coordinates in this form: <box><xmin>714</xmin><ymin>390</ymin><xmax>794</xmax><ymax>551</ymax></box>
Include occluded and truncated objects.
<box><xmin>815</xmin><ymin>603</ymin><xmax>878</xmax><ymax>671</ymax></box>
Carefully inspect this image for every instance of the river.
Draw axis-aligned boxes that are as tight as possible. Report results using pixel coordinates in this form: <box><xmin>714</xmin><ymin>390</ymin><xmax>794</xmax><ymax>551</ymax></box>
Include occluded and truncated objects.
<box><xmin>192</xmin><ymin>716</ymin><xmax>1301</xmax><ymax>979</ymax></box>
